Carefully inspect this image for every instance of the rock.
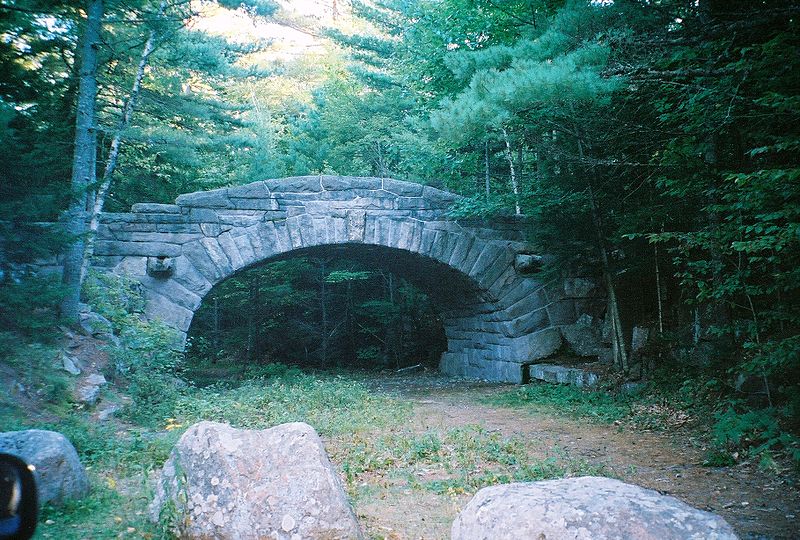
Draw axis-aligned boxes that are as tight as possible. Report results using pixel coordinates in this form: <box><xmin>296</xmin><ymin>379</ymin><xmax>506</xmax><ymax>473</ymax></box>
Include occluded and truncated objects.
<box><xmin>563</xmin><ymin>277</ymin><xmax>600</xmax><ymax>298</ymax></box>
<box><xmin>451</xmin><ymin>477</ymin><xmax>738</xmax><ymax>540</ymax></box>
<box><xmin>74</xmin><ymin>373</ymin><xmax>107</xmax><ymax>405</ymax></box>
<box><xmin>514</xmin><ymin>253</ymin><xmax>544</xmax><ymax>274</ymax></box>
<box><xmin>96</xmin><ymin>403</ymin><xmax>120</xmax><ymax>421</ymax></box>
<box><xmin>632</xmin><ymin>325</ymin><xmax>651</xmax><ymax>352</ymax></box>
<box><xmin>0</xmin><ymin>430</ymin><xmax>90</xmax><ymax>505</ymax></box>
<box><xmin>60</xmin><ymin>352</ymin><xmax>82</xmax><ymax>375</ymax></box>
<box><xmin>150</xmin><ymin>421</ymin><xmax>363</xmax><ymax>539</ymax></box>
<box><xmin>78</xmin><ymin>311</ymin><xmax>113</xmax><ymax>338</ymax></box>
<box><xmin>621</xmin><ymin>381</ymin><xmax>646</xmax><ymax>394</ymax></box>
<box><xmin>528</xmin><ymin>364</ymin><xmax>599</xmax><ymax>387</ymax></box>
<box><xmin>561</xmin><ymin>314</ymin><xmax>603</xmax><ymax>357</ymax></box>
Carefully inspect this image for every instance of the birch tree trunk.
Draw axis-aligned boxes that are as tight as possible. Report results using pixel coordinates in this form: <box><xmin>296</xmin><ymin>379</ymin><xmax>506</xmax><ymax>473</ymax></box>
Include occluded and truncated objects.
<box><xmin>61</xmin><ymin>0</ymin><xmax>103</xmax><ymax>321</ymax></box>
<box><xmin>80</xmin><ymin>0</ymin><xmax>165</xmax><ymax>283</ymax></box>
<box><xmin>501</xmin><ymin>127</ymin><xmax>521</xmax><ymax>215</ymax></box>
<box><xmin>484</xmin><ymin>138</ymin><xmax>491</xmax><ymax>197</ymax></box>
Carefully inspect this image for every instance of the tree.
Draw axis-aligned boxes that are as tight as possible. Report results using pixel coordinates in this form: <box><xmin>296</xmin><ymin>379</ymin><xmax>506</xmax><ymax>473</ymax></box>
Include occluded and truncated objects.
<box><xmin>61</xmin><ymin>0</ymin><xmax>103</xmax><ymax>321</ymax></box>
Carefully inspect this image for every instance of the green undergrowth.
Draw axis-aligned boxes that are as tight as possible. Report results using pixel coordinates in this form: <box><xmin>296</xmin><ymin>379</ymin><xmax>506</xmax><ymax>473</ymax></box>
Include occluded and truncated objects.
<box><xmin>172</xmin><ymin>371</ymin><xmax>412</xmax><ymax>436</ymax></box>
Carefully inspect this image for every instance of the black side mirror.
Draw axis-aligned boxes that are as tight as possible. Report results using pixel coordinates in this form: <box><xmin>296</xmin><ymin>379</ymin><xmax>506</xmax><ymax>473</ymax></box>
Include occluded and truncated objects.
<box><xmin>0</xmin><ymin>453</ymin><xmax>38</xmax><ymax>540</ymax></box>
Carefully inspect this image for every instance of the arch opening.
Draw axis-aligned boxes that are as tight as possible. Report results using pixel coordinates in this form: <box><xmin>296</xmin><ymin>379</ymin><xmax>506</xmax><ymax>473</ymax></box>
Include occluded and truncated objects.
<box><xmin>185</xmin><ymin>245</ymin><xmax>464</xmax><ymax>380</ymax></box>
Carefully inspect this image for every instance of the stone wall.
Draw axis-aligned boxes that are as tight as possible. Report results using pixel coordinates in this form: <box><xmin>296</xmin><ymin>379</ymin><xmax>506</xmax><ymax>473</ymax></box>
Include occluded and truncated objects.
<box><xmin>93</xmin><ymin>176</ymin><xmax>603</xmax><ymax>382</ymax></box>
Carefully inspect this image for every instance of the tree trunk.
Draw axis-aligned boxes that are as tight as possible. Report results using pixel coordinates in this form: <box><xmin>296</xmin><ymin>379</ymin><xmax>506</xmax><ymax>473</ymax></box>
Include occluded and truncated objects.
<box><xmin>576</xmin><ymin>135</ymin><xmax>628</xmax><ymax>371</ymax></box>
<box><xmin>320</xmin><ymin>260</ymin><xmax>328</xmax><ymax>367</ymax></box>
<box><xmin>502</xmin><ymin>127</ymin><xmax>521</xmax><ymax>215</ymax></box>
<box><xmin>61</xmin><ymin>0</ymin><xmax>103</xmax><ymax>321</ymax></box>
<box><xmin>80</xmin><ymin>0</ymin><xmax>165</xmax><ymax>283</ymax></box>
<box><xmin>484</xmin><ymin>138</ymin><xmax>491</xmax><ymax>197</ymax></box>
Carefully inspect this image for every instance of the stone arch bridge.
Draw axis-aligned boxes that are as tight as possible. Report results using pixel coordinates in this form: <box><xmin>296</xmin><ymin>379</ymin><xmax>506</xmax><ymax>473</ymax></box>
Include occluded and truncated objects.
<box><xmin>92</xmin><ymin>176</ymin><xmax>604</xmax><ymax>382</ymax></box>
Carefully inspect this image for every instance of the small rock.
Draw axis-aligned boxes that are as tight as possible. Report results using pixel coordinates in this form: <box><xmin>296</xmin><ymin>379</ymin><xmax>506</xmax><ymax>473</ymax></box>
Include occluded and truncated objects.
<box><xmin>78</xmin><ymin>311</ymin><xmax>113</xmax><ymax>338</ymax></box>
<box><xmin>96</xmin><ymin>403</ymin><xmax>120</xmax><ymax>421</ymax></box>
<box><xmin>60</xmin><ymin>353</ymin><xmax>82</xmax><ymax>375</ymax></box>
<box><xmin>0</xmin><ymin>430</ymin><xmax>90</xmax><ymax>505</ymax></box>
<box><xmin>74</xmin><ymin>373</ymin><xmax>107</xmax><ymax>405</ymax></box>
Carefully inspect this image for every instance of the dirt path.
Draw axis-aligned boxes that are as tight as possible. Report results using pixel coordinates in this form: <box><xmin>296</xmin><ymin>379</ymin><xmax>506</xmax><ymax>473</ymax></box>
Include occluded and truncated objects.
<box><xmin>343</xmin><ymin>375</ymin><xmax>799</xmax><ymax>540</ymax></box>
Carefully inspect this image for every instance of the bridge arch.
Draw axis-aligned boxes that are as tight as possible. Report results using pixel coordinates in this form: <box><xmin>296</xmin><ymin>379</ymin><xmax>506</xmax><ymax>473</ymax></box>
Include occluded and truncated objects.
<box><xmin>94</xmin><ymin>176</ymin><xmax>599</xmax><ymax>382</ymax></box>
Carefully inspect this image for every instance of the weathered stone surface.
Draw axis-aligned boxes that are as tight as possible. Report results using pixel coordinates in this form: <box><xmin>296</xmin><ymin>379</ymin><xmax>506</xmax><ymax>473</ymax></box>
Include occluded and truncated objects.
<box><xmin>514</xmin><ymin>253</ymin><xmax>544</xmax><ymax>274</ymax></box>
<box><xmin>60</xmin><ymin>352</ymin><xmax>82</xmax><ymax>375</ymax></box>
<box><xmin>176</xmin><ymin>188</ymin><xmax>230</xmax><ymax>208</ymax></box>
<box><xmin>528</xmin><ymin>364</ymin><xmax>599</xmax><ymax>387</ymax></box>
<box><xmin>561</xmin><ymin>313</ymin><xmax>604</xmax><ymax>357</ymax></box>
<box><xmin>131</xmin><ymin>203</ymin><xmax>180</xmax><ymax>214</ymax></box>
<box><xmin>563</xmin><ymin>277</ymin><xmax>601</xmax><ymax>298</ymax></box>
<box><xmin>266</xmin><ymin>175</ymin><xmax>323</xmax><ymax>192</ymax></box>
<box><xmin>95</xmin><ymin>240</ymin><xmax>181</xmax><ymax>258</ymax></box>
<box><xmin>150</xmin><ymin>421</ymin><xmax>362</xmax><ymax>539</ymax></box>
<box><xmin>0</xmin><ymin>430</ymin><xmax>90</xmax><ymax>505</ymax></box>
<box><xmin>78</xmin><ymin>311</ymin><xmax>113</xmax><ymax>338</ymax></box>
<box><xmin>146</xmin><ymin>255</ymin><xmax>175</xmax><ymax>278</ymax></box>
<box><xmin>527</xmin><ymin>328</ymin><xmax>562</xmax><ymax>360</ymax></box>
<box><xmin>383</xmin><ymin>178</ymin><xmax>423</xmax><ymax>196</ymax></box>
<box><xmin>452</xmin><ymin>477</ymin><xmax>738</xmax><ymax>540</ymax></box>
<box><xmin>632</xmin><ymin>325</ymin><xmax>651</xmax><ymax>352</ymax></box>
<box><xmin>74</xmin><ymin>373</ymin><xmax>107</xmax><ymax>405</ymax></box>
<box><xmin>227</xmin><ymin>181</ymin><xmax>269</xmax><ymax>199</ymax></box>
<box><xmin>321</xmin><ymin>175</ymin><xmax>381</xmax><ymax>191</ymax></box>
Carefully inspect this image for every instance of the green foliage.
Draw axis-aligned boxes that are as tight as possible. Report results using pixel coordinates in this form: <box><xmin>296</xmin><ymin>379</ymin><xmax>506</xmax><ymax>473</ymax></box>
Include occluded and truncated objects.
<box><xmin>82</xmin><ymin>270</ymin><xmax>184</xmax><ymax>427</ymax></box>
<box><xmin>0</xmin><ymin>275</ymin><xmax>66</xmax><ymax>339</ymax></box>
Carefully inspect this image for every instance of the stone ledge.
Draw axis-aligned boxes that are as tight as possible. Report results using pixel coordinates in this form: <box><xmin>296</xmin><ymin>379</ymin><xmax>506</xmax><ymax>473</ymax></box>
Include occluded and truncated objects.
<box><xmin>528</xmin><ymin>363</ymin><xmax>600</xmax><ymax>387</ymax></box>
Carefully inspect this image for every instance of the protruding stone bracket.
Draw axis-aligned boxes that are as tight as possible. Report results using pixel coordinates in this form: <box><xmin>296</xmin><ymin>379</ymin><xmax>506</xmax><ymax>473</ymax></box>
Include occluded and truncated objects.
<box><xmin>514</xmin><ymin>252</ymin><xmax>544</xmax><ymax>274</ymax></box>
<box><xmin>146</xmin><ymin>256</ymin><xmax>175</xmax><ymax>278</ymax></box>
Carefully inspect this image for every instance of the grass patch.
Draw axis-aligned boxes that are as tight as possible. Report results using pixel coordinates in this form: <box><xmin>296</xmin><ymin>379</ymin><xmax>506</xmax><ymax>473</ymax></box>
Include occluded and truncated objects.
<box><xmin>332</xmin><ymin>424</ymin><xmax>609</xmax><ymax>497</ymax></box>
<box><xmin>36</xmin><ymin>473</ymin><xmax>161</xmax><ymax>540</ymax></box>
<box><xmin>485</xmin><ymin>382</ymin><xmax>634</xmax><ymax>423</ymax></box>
<box><xmin>172</xmin><ymin>371</ymin><xmax>411</xmax><ymax>436</ymax></box>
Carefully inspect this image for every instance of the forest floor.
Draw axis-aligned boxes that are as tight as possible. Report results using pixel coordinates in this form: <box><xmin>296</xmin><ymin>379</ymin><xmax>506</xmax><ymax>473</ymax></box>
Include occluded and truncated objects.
<box><xmin>3</xmin><ymin>342</ymin><xmax>798</xmax><ymax>540</ymax></box>
<box><xmin>334</xmin><ymin>372</ymin><xmax>799</xmax><ymax>540</ymax></box>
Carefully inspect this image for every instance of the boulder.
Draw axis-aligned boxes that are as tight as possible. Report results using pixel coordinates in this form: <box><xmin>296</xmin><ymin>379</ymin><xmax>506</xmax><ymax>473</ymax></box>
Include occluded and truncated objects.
<box><xmin>0</xmin><ymin>429</ymin><xmax>89</xmax><ymax>505</ymax></box>
<box><xmin>452</xmin><ymin>477</ymin><xmax>738</xmax><ymax>540</ymax></box>
<box><xmin>561</xmin><ymin>314</ymin><xmax>603</xmax><ymax>357</ymax></box>
<box><xmin>150</xmin><ymin>421</ymin><xmax>362</xmax><ymax>539</ymax></box>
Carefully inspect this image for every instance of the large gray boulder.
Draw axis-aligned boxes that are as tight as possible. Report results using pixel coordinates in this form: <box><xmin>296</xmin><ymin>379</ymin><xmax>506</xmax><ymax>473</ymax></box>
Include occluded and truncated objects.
<box><xmin>150</xmin><ymin>421</ymin><xmax>362</xmax><ymax>539</ymax></box>
<box><xmin>452</xmin><ymin>477</ymin><xmax>738</xmax><ymax>540</ymax></box>
<box><xmin>0</xmin><ymin>429</ymin><xmax>90</xmax><ymax>505</ymax></box>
